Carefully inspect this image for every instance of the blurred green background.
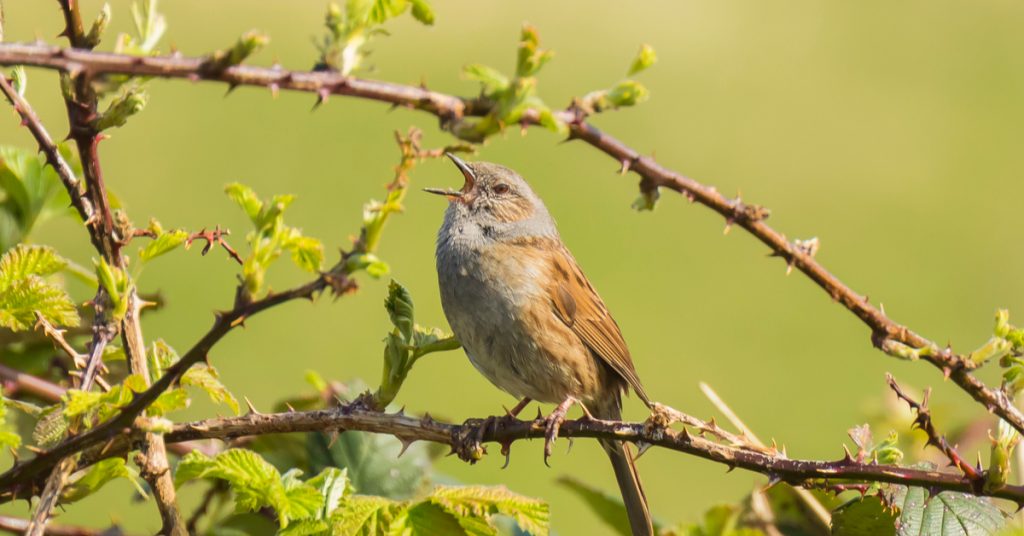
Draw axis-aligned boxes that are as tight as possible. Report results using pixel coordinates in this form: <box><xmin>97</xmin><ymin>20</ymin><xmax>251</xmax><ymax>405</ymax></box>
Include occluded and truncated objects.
<box><xmin>3</xmin><ymin>0</ymin><xmax>1024</xmax><ymax>533</ymax></box>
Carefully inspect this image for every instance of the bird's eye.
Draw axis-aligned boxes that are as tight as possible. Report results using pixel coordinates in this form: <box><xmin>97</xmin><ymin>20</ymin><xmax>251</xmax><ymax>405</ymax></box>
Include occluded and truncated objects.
<box><xmin>492</xmin><ymin>184</ymin><xmax>510</xmax><ymax>195</ymax></box>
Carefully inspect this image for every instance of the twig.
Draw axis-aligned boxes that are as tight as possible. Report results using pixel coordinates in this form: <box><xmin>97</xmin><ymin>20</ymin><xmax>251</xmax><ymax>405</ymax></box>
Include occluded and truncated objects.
<box><xmin>0</xmin><ymin>362</ymin><xmax>212</xmax><ymax>457</ymax></box>
<box><xmin>184</xmin><ymin>226</ymin><xmax>243</xmax><ymax>264</ymax></box>
<box><xmin>0</xmin><ymin>42</ymin><xmax>1015</xmax><ymax>437</ymax></box>
<box><xmin>0</xmin><ymin>72</ymin><xmax>94</xmax><ymax>238</ymax></box>
<box><xmin>129</xmin><ymin>226</ymin><xmax>243</xmax><ymax>264</ymax></box>
<box><xmin>120</xmin><ymin>291</ymin><xmax>187</xmax><ymax>535</ymax></box>
<box><xmin>0</xmin><ymin>268</ymin><xmax>352</xmax><ymax>498</ymax></box>
<box><xmin>699</xmin><ymin>383</ymin><xmax>832</xmax><ymax>530</ymax></box>
<box><xmin>886</xmin><ymin>374</ymin><xmax>982</xmax><ymax>483</ymax></box>
<box><xmin>148</xmin><ymin>404</ymin><xmax>1024</xmax><ymax>506</ymax></box>
<box><xmin>0</xmin><ymin>514</ymin><xmax>123</xmax><ymax>535</ymax></box>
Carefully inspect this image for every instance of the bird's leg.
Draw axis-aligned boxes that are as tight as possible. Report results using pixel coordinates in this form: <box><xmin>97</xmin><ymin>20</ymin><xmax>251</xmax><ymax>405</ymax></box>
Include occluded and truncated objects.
<box><xmin>503</xmin><ymin>397</ymin><xmax>532</xmax><ymax>420</ymax></box>
<box><xmin>543</xmin><ymin>396</ymin><xmax>582</xmax><ymax>467</ymax></box>
<box><xmin>493</xmin><ymin>397</ymin><xmax>532</xmax><ymax>469</ymax></box>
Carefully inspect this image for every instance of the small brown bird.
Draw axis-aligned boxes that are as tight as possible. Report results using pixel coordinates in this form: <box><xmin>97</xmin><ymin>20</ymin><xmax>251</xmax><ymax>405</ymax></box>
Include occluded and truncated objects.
<box><xmin>427</xmin><ymin>154</ymin><xmax>653</xmax><ymax>536</ymax></box>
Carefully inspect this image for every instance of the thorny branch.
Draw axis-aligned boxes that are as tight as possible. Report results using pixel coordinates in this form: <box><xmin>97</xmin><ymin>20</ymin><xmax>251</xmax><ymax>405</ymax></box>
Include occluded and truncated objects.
<box><xmin>0</xmin><ymin>42</ymin><xmax>1016</xmax><ymax>439</ymax></box>
<box><xmin>129</xmin><ymin>226</ymin><xmax>244</xmax><ymax>264</ymax></box>
<box><xmin>0</xmin><ymin>267</ymin><xmax>354</xmax><ymax>500</ymax></box>
<box><xmin>887</xmin><ymin>373</ymin><xmax>982</xmax><ymax>483</ymax></box>
<box><xmin>78</xmin><ymin>401</ymin><xmax>1024</xmax><ymax>507</ymax></box>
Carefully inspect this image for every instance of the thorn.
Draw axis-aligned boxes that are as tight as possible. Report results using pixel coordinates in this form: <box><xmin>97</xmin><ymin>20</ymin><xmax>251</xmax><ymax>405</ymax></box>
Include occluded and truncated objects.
<box><xmin>785</xmin><ymin>261</ymin><xmax>795</xmax><ymax>276</ymax></box>
<box><xmin>723</xmin><ymin>220</ymin><xmax>733</xmax><ymax>235</ymax></box>
<box><xmin>244</xmin><ymin>396</ymin><xmax>261</xmax><ymax>415</ymax></box>
<box><xmin>842</xmin><ymin>444</ymin><xmax>854</xmax><ymax>462</ymax></box>
<box><xmin>619</xmin><ymin>159</ymin><xmax>631</xmax><ymax>175</ymax></box>
<box><xmin>269</xmin><ymin>83</ymin><xmax>280</xmax><ymax>99</ymax></box>
<box><xmin>397</xmin><ymin>437</ymin><xmax>415</xmax><ymax>458</ymax></box>
<box><xmin>327</xmin><ymin>429</ymin><xmax>339</xmax><ymax>448</ymax></box>
<box><xmin>535</xmin><ymin>407</ymin><xmax>544</xmax><ymax>421</ymax></box>
<box><xmin>566</xmin><ymin>437</ymin><xmax>574</xmax><ymax>455</ymax></box>
<box><xmin>285</xmin><ymin>402</ymin><xmax>296</xmax><ymax>413</ymax></box>
<box><xmin>634</xmin><ymin>441</ymin><xmax>652</xmax><ymax>460</ymax></box>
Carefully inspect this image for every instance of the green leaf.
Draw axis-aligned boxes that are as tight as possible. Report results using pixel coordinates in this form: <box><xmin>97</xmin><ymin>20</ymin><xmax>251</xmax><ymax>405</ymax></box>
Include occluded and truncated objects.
<box><xmin>0</xmin><ymin>274</ymin><xmax>79</xmax><ymax>331</ymax></box>
<box><xmin>891</xmin><ymin>486</ymin><xmax>1005</xmax><ymax>536</ymax></box>
<box><xmin>94</xmin><ymin>87</ymin><xmax>148</xmax><ymax>131</ymax></box>
<box><xmin>463</xmin><ymin>64</ymin><xmax>511</xmax><ymax>95</ymax></box>
<box><xmin>284</xmin><ymin>234</ymin><xmax>324</xmax><ymax>273</ymax></box>
<box><xmin>182</xmin><ymin>364</ymin><xmax>240</xmax><ymax>415</ymax></box>
<box><xmin>62</xmin><ymin>458</ymin><xmax>147</xmax><ymax>503</ymax></box>
<box><xmin>148</xmin><ymin>338</ymin><xmax>178</xmax><ymax>384</ymax></box>
<box><xmin>0</xmin><ymin>399</ymin><xmax>21</xmax><ymax>450</ymax></box>
<box><xmin>831</xmin><ymin>496</ymin><xmax>897</xmax><ymax>536</ymax></box>
<box><xmin>369</xmin><ymin>0</ymin><xmax>409</xmax><ymax>25</ymax></box>
<box><xmin>408</xmin><ymin>0</ymin><xmax>434</xmax><ymax>25</ymax></box>
<box><xmin>391</xmin><ymin>502</ymin><xmax>467</xmax><ymax>535</ymax></box>
<box><xmin>139</xmin><ymin>228</ymin><xmax>188</xmax><ymax>262</ymax></box>
<box><xmin>516</xmin><ymin>24</ymin><xmax>553</xmax><ymax>78</ymax></box>
<box><xmin>0</xmin><ymin>245</ymin><xmax>66</xmax><ymax>290</ymax></box>
<box><xmin>306</xmin><ymin>429</ymin><xmax>432</xmax><ymax>500</ymax></box>
<box><xmin>305</xmin><ymin>467</ymin><xmax>353</xmax><ymax>518</ymax></box>
<box><xmin>149</xmin><ymin>388</ymin><xmax>190</xmax><ymax>416</ymax></box>
<box><xmin>33</xmin><ymin>405</ymin><xmax>68</xmax><ymax>447</ymax></box>
<box><xmin>279</xmin><ymin>519</ymin><xmax>329</xmax><ymax>536</ymax></box>
<box><xmin>329</xmin><ymin>495</ymin><xmax>397</xmax><ymax>534</ymax></box>
<box><xmin>628</xmin><ymin>44</ymin><xmax>657</xmax><ymax>75</ymax></box>
<box><xmin>558</xmin><ymin>476</ymin><xmax>632</xmax><ymax>536</ymax></box>
<box><xmin>606</xmin><ymin>80</ymin><xmax>650</xmax><ymax>109</ymax></box>
<box><xmin>10</xmin><ymin>67</ymin><xmax>27</xmax><ymax>98</ymax></box>
<box><xmin>384</xmin><ymin>280</ymin><xmax>415</xmax><ymax>343</ymax></box>
<box><xmin>225</xmin><ymin>182</ymin><xmax>264</xmax><ymax>224</ymax></box>
<box><xmin>430</xmin><ymin>486</ymin><xmax>549</xmax><ymax>536</ymax></box>
<box><xmin>94</xmin><ymin>257</ymin><xmax>131</xmax><ymax>321</ymax></box>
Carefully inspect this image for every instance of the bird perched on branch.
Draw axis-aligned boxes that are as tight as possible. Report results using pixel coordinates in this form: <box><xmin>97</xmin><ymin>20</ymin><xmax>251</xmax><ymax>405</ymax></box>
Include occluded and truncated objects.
<box><xmin>427</xmin><ymin>154</ymin><xmax>653</xmax><ymax>536</ymax></box>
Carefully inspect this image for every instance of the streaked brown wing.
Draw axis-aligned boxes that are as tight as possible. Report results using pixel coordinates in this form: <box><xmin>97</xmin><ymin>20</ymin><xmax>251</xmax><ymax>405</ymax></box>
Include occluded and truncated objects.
<box><xmin>548</xmin><ymin>246</ymin><xmax>650</xmax><ymax>405</ymax></box>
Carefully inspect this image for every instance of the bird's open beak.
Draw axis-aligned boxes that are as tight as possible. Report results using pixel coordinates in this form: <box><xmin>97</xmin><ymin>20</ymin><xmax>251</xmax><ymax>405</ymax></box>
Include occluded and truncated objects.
<box><xmin>423</xmin><ymin>153</ymin><xmax>475</xmax><ymax>200</ymax></box>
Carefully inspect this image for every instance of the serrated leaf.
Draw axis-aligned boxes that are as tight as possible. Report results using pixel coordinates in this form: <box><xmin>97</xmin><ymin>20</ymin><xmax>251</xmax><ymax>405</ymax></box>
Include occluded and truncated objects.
<box><xmin>62</xmin><ymin>458</ymin><xmax>147</xmax><ymax>503</ymax></box>
<box><xmin>225</xmin><ymin>183</ymin><xmax>264</xmax><ymax>224</ymax></box>
<box><xmin>831</xmin><ymin>496</ymin><xmax>897</xmax><ymax>536</ymax></box>
<box><xmin>463</xmin><ymin>64</ymin><xmax>511</xmax><ymax>95</ymax></box>
<box><xmin>429</xmin><ymin>486</ymin><xmax>549</xmax><ymax>536</ymax></box>
<box><xmin>279</xmin><ymin>519</ymin><xmax>329</xmax><ymax>536</ymax></box>
<box><xmin>392</xmin><ymin>502</ymin><xmax>468</xmax><ymax>535</ymax></box>
<box><xmin>306</xmin><ymin>467</ymin><xmax>352</xmax><ymax>518</ymax></box>
<box><xmin>280</xmin><ymin>480</ymin><xmax>326</xmax><ymax>527</ymax></box>
<box><xmin>148</xmin><ymin>338</ymin><xmax>178</xmax><ymax>383</ymax></box>
<box><xmin>307</xmin><ymin>429</ymin><xmax>432</xmax><ymax>500</ymax></box>
<box><xmin>139</xmin><ymin>229</ymin><xmax>188</xmax><ymax>262</ymax></box>
<box><xmin>0</xmin><ymin>245</ymin><xmax>67</xmax><ymax>291</ymax></box>
<box><xmin>0</xmin><ymin>275</ymin><xmax>79</xmax><ymax>331</ymax></box>
<box><xmin>892</xmin><ymin>486</ymin><xmax>1005</xmax><ymax>536</ymax></box>
<box><xmin>33</xmin><ymin>405</ymin><xmax>68</xmax><ymax>447</ymax></box>
<box><xmin>149</xmin><ymin>388</ymin><xmax>189</xmax><ymax>416</ymax></box>
<box><xmin>384</xmin><ymin>280</ymin><xmax>415</xmax><ymax>343</ymax></box>
<box><xmin>628</xmin><ymin>44</ymin><xmax>657</xmax><ymax>75</ymax></box>
<box><xmin>182</xmin><ymin>364</ymin><xmax>240</xmax><ymax>415</ymax></box>
<box><xmin>284</xmin><ymin>234</ymin><xmax>324</xmax><ymax>273</ymax></box>
<box><xmin>329</xmin><ymin>495</ymin><xmax>396</xmax><ymax>535</ymax></box>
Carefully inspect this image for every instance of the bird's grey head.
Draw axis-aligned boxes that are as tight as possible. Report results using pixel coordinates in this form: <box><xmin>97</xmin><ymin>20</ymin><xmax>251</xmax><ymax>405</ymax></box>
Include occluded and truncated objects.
<box><xmin>425</xmin><ymin>154</ymin><xmax>558</xmax><ymax>245</ymax></box>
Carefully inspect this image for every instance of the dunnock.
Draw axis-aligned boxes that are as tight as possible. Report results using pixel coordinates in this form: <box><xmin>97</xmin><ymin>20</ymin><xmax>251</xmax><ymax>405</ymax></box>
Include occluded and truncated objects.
<box><xmin>427</xmin><ymin>154</ymin><xmax>653</xmax><ymax>536</ymax></box>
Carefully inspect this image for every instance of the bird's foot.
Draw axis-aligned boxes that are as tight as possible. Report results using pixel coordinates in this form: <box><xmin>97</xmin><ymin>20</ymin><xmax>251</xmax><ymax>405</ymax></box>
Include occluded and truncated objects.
<box><xmin>543</xmin><ymin>396</ymin><xmax>584</xmax><ymax>467</ymax></box>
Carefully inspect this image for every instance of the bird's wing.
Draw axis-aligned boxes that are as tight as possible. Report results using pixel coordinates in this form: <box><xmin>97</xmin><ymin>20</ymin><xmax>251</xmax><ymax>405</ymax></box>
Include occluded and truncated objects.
<box><xmin>548</xmin><ymin>246</ymin><xmax>650</xmax><ymax>405</ymax></box>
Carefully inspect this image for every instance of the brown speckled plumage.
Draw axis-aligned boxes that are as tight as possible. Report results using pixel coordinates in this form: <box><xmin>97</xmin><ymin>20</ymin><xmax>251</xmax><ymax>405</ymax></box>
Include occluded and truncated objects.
<box><xmin>428</xmin><ymin>155</ymin><xmax>654</xmax><ymax>536</ymax></box>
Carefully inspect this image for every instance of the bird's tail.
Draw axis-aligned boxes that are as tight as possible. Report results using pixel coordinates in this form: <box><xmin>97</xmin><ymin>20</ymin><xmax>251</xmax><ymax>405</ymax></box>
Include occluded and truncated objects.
<box><xmin>595</xmin><ymin>402</ymin><xmax>653</xmax><ymax>536</ymax></box>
